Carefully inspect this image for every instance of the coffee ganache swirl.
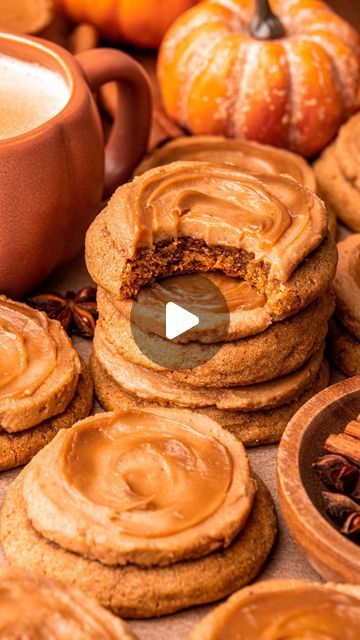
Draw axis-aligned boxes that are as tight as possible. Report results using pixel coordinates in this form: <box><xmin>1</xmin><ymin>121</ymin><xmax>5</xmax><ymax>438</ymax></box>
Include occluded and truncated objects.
<box><xmin>23</xmin><ymin>409</ymin><xmax>255</xmax><ymax>567</ymax></box>
<box><xmin>0</xmin><ymin>298</ymin><xmax>80</xmax><ymax>432</ymax></box>
<box><xmin>113</xmin><ymin>162</ymin><xmax>326</xmax><ymax>282</ymax></box>
<box><xmin>135</xmin><ymin>136</ymin><xmax>316</xmax><ymax>193</ymax></box>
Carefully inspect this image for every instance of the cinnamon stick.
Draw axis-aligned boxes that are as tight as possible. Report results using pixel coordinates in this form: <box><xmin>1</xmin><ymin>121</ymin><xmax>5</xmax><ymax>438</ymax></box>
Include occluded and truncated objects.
<box><xmin>345</xmin><ymin>420</ymin><xmax>360</xmax><ymax>440</ymax></box>
<box><xmin>325</xmin><ymin>433</ymin><xmax>360</xmax><ymax>466</ymax></box>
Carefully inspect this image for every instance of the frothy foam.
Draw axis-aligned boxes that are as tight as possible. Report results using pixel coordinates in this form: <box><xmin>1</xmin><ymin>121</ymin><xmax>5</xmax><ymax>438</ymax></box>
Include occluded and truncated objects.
<box><xmin>0</xmin><ymin>53</ymin><xmax>70</xmax><ymax>140</ymax></box>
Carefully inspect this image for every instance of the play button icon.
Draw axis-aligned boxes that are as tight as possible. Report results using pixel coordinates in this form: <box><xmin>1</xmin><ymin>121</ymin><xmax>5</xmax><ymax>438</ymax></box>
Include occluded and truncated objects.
<box><xmin>129</xmin><ymin>273</ymin><xmax>230</xmax><ymax>370</ymax></box>
<box><xmin>165</xmin><ymin>302</ymin><xmax>199</xmax><ymax>340</ymax></box>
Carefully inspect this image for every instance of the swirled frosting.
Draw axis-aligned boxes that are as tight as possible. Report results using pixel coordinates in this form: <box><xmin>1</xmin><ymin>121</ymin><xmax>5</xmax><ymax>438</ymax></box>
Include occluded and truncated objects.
<box><xmin>138</xmin><ymin>272</ymin><xmax>263</xmax><ymax>314</ymax></box>
<box><xmin>0</xmin><ymin>297</ymin><xmax>80</xmax><ymax>432</ymax></box>
<box><xmin>0</xmin><ymin>299</ymin><xmax>56</xmax><ymax>399</ymax></box>
<box><xmin>23</xmin><ymin>408</ymin><xmax>255</xmax><ymax>567</ymax></box>
<box><xmin>109</xmin><ymin>162</ymin><xmax>326</xmax><ymax>282</ymax></box>
<box><xmin>94</xmin><ymin>326</ymin><xmax>324</xmax><ymax>411</ymax></box>
<box><xmin>190</xmin><ymin>581</ymin><xmax>360</xmax><ymax>640</ymax></box>
<box><xmin>101</xmin><ymin>272</ymin><xmax>270</xmax><ymax>343</ymax></box>
<box><xmin>0</xmin><ymin>568</ymin><xmax>134</xmax><ymax>639</ymax></box>
<box><xmin>333</xmin><ymin>234</ymin><xmax>360</xmax><ymax>340</ymax></box>
<box><xmin>135</xmin><ymin>136</ymin><xmax>317</xmax><ymax>193</ymax></box>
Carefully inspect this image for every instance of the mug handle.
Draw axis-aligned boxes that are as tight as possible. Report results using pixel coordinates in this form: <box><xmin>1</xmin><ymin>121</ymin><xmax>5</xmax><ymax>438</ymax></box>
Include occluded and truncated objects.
<box><xmin>76</xmin><ymin>48</ymin><xmax>152</xmax><ymax>196</ymax></box>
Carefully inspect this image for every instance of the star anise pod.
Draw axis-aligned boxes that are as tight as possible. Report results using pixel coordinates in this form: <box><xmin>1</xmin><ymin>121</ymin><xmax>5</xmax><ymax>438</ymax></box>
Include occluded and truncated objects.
<box><xmin>27</xmin><ymin>286</ymin><xmax>97</xmax><ymax>338</ymax></box>
<box><xmin>313</xmin><ymin>454</ymin><xmax>360</xmax><ymax>495</ymax></box>
<box><xmin>322</xmin><ymin>491</ymin><xmax>360</xmax><ymax>523</ymax></box>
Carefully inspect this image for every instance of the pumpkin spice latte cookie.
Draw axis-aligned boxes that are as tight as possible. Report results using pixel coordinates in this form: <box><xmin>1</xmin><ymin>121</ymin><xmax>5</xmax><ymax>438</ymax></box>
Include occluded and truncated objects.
<box><xmin>90</xmin><ymin>338</ymin><xmax>330</xmax><ymax>447</ymax></box>
<box><xmin>315</xmin><ymin>113</ymin><xmax>360</xmax><ymax>231</ymax></box>
<box><xmin>0</xmin><ymin>568</ymin><xmax>135</xmax><ymax>639</ymax></box>
<box><xmin>135</xmin><ymin>136</ymin><xmax>337</xmax><ymax>235</ymax></box>
<box><xmin>0</xmin><ymin>408</ymin><xmax>277</xmax><ymax>617</ymax></box>
<box><xmin>328</xmin><ymin>234</ymin><xmax>360</xmax><ymax>376</ymax></box>
<box><xmin>0</xmin><ymin>297</ymin><xmax>93</xmax><ymax>470</ymax></box>
<box><xmin>86</xmin><ymin>162</ymin><xmax>337</xmax><ymax>320</ymax></box>
<box><xmin>189</xmin><ymin>580</ymin><xmax>360</xmax><ymax>639</ymax></box>
<box><xmin>97</xmin><ymin>284</ymin><xmax>334</xmax><ymax>388</ymax></box>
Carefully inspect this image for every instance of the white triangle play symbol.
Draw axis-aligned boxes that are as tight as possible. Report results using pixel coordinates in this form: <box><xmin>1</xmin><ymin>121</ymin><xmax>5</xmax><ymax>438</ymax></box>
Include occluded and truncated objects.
<box><xmin>165</xmin><ymin>302</ymin><xmax>200</xmax><ymax>340</ymax></box>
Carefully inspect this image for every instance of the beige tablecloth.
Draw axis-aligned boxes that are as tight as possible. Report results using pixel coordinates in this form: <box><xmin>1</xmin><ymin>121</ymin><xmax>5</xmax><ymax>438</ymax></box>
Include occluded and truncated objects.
<box><xmin>0</xmin><ymin>250</ymin><xmax>336</xmax><ymax>640</ymax></box>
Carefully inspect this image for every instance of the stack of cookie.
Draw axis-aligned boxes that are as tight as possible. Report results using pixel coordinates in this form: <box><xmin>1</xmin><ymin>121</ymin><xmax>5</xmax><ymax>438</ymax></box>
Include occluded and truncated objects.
<box><xmin>315</xmin><ymin>112</ymin><xmax>360</xmax><ymax>231</ymax></box>
<box><xmin>329</xmin><ymin>234</ymin><xmax>360</xmax><ymax>376</ymax></box>
<box><xmin>86</xmin><ymin>161</ymin><xmax>337</xmax><ymax>446</ymax></box>
<box><xmin>0</xmin><ymin>296</ymin><xmax>93</xmax><ymax>471</ymax></box>
<box><xmin>0</xmin><ymin>407</ymin><xmax>277</xmax><ymax>617</ymax></box>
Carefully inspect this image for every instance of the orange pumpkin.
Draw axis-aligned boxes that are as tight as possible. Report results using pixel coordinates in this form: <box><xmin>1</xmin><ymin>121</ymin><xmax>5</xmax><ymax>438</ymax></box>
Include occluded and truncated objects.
<box><xmin>55</xmin><ymin>0</ymin><xmax>198</xmax><ymax>48</ymax></box>
<box><xmin>158</xmin><ymin>0</ymin><xmax>360</xmax><ymax>156</ymax></box>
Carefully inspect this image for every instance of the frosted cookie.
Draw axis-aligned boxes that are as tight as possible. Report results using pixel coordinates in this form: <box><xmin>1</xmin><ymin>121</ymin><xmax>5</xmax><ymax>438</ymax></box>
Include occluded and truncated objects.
<box><xmin>0</xmin><ymin>360</ymin><xmax>92</xmax><ymax>471</ymax></box>
<box><xmin>86</xmin><ymin>162</ymin><xmax>337</xmax><ymax>320</ymax></box>
<box><xmin>135</xmin><ymin>136</ymin><xmax>336</xmax><ymax>235</ymax></box>
<box><xmin>0</xmin><ymin>409</ymin><xmax>277</xmax><ymax>618</ymax></box>
<box><xmin>0</xmin><ymin>297</ymin><xmax>93</xmax><ymax>470</ymax></box>
<box><xmin>97</xmin><ymin>285</ymin><xmax>334</xmax><ymax>387</ymax></box>
<box><xmin>23</xmin><ymin>409</ymin><xmax>256</xmax><ymax>567</ymax></box>
<box><xmin>135</xmin><ymin>136</ymin><xmax>317</xmax><ymax>187</ymax></box>
<box><xmin>315</xmin><ymin>113</ymin><xmax>360</xmax><ymax>231</ymax></box>
<box><xmin>328</xmin><ymin>235</ymin><xmax>360</xmax><ymax>376</ymax></box>
<box><xmin>328</xmin><ymin>319</ymin><xmax>360</xmax><ymax>377</ymax></box>
<box><xmin>90</xmin><ymin>340</ymin><xmax>330</xmax><ymax>446</ymax></box>
<box><xmin>0</xmin><ymin>568</ymin><xmax>134</xmax><ymax>639</ymax></box>
<box><xmin>101</xmin><ymin>273</ymin><xmax>272</xmax><ymax>344</ymax></box>
<box><xmin>189</xmin><ymin>580</ymin><xmax>360</xmax><ymax>640</ymax></box>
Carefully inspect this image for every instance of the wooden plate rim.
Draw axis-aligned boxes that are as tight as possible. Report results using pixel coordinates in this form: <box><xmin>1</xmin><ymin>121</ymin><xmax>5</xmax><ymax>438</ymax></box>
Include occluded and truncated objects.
<box><xmin>277</xmin><ymin>376</ymin><xmax>360</xmax><ymax>574</ymax></box>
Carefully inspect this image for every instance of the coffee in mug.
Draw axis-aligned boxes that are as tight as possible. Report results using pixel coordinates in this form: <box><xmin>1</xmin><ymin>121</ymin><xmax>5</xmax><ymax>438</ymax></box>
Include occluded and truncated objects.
<box><xmin>0</xmin><ymin>52</ymin><xmax>70</xmax><ymax>139</ymax></box>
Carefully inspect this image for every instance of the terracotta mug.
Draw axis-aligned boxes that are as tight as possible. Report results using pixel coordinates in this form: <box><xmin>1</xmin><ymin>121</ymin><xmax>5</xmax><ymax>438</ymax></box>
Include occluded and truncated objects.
<box><xmin>0</xmin><ymin>30</ymin><xmax>152</xmax><ymax>297</ymax></box>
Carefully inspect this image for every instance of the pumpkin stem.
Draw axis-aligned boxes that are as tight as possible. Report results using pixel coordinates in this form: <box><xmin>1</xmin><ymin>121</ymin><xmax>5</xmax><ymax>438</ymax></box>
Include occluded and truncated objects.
<box><xmin>250</xmin><ymin>0</ymin><xmax>285</xmax><ymax>40</ymax></box>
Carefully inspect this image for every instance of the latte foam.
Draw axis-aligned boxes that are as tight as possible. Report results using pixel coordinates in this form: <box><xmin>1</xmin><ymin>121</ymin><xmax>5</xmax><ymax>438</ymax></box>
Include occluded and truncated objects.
<box><xmin>0</xmin><ymin>53</ymin><xmax>70</xmax><ymax>140</ymax></box>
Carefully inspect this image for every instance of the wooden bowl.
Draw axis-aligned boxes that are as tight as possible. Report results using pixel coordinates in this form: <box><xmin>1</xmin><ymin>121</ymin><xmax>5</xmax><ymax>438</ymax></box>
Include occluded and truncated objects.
<box><xmin>278</xmin><ymin>376</ymin><xmax>360</xmax><ymax>583</ymax></box>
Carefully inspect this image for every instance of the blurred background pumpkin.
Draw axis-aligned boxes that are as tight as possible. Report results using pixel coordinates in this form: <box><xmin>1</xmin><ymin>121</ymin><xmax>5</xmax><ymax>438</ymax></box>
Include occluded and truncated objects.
<box><xmin>54</xmin><ymin>0</ymin><xmax>199</xmax><ymax>48</ymax></box>
<box><xmin>157</xmin><ymin>0</ymin><xmax>360</xmax><ymax>157</ymax></box>
<box><xmin>0</xmin><ymin>0</ymin><xmax>54</xmax><ymax>34</ymax></box>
